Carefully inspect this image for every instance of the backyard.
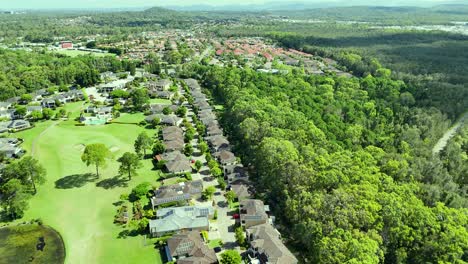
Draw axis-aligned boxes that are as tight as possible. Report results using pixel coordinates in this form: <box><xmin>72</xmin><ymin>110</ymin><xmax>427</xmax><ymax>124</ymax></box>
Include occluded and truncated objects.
<box><xmin>7</xmin><ymin>105</ymin><xmax>162</xmax><ymax>264</ymax></box>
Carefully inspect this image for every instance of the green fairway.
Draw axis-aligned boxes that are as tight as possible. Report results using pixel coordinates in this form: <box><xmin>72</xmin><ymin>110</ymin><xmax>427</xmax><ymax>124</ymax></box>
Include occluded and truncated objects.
<box><xmin>113</xmin><ymin>112</ymin><xmax>145</xmax><ymax>124</ymax></box>
<box><xmin>53</xmin><ymin>50</ymin><xmax>115</xmax><ymax>58</ymax></box>
<box><xmin>10</xmin><ymin>106</ymin><xmax>162</xmax><ymax>264</ymax></box>
<box><xmin>0</xmin><ymin>224</ymin><xmax>66</xmax><ymax>264</ymax></box>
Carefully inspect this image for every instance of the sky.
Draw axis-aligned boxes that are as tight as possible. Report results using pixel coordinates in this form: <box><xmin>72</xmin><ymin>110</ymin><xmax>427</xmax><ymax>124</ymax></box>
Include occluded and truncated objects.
<box><xmin>0</xmin><ymin>0</ymin><xmax>461</xmax><ymax>9</ymax></box>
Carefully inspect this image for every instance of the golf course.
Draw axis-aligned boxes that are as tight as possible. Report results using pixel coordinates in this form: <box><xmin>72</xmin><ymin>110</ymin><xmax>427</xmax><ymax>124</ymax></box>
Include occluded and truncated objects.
<box><xmin>7</xmin><ymin>102</ymin><xmax>162</xmax><ymax>264</ymax></box>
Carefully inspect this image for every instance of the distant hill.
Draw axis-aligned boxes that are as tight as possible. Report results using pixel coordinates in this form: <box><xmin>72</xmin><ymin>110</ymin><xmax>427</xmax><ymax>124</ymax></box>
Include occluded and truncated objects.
<box><xmin>144</xmin><ymin>6</ymin><xmax>178</xmax><ymax>14</ymax></box>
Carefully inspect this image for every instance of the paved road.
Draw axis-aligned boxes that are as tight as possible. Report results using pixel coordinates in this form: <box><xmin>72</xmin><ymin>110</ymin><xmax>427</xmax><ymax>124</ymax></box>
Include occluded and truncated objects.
<box><xmin>433</xmin><ymin>111</ymin><xmax>468</xmax><ymax>155</ymax></box>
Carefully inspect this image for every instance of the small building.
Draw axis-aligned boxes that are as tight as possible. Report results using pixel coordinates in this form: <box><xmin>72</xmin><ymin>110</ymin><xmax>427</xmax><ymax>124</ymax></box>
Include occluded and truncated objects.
<box><xmin>165</xmin><ymin>231</ymin><xmax>217</xmax><ymax>264</ymax></box>
<box><xmin>206</xmin><ymin>135</ymin><xmax>230</xmax><ymax>152</ymax></box>
<box><xmin>162</xmin><ymin>151</ymin><xmax>192</xmax><ymax>174</ymax></box>
<box><xmin>149</xmin><ymin>205</ymin><xmax>214</xmax><ymax>237</ymax></box>
<box><xmin>0</xmin><ymin>138</ymin><xmax>24</xmax><ymax>158</ymax></box>
<box><xmin>230</xmin><ymin>183</ymin><xmax>252</xmax><ymax>201</ymax></box>
<box><xmin>246</xmin><ymin>224</ymin><xmax>298</xmax><ymax>264</ymax></box>
<box><xmin>163</xmin><ymin>139</ymin><xmax>185</xmax><ymax>153</ymax></box>
<box><xmin>151</xmin><ymin>180</ymin><xmax>203</xmax><ymax>209</ymax></box>
<box><xmin>184</xmin><ymin>79</ymin><xmax>201</xmax><ymax>91</ymax></box>
<box><xmin>0</xmin><ymin>102</ymin><xmax>12</xmax><ymax>111</ymax></box>
<box><xmin>215</xmin><ymin>150</ymin><xmax>236</xmax><ymax>166</ymax></box>
<box><xmin>60</xmin><ymin>41</ymin><xmax>73</xmax><ymax>49</ymax></box>
<box><xmin>240</xmin><ymin>199</ymin><xmax>270</xmax><ymax>228</ymax></box>
<box><xmin>41</xmin><ymin>98</ymin><xmax>56</xmax><ymax>108</ymax></box>
<box><xmin>8</xmin><ymin>120</ymin><xmax>31</xmax><ymax>131</ymax></box>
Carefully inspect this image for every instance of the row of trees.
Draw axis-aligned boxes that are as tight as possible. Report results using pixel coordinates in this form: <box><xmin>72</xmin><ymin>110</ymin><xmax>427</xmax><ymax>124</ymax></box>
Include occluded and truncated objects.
<box><xmin>191</xmin><ymin>63</ymin><xmax>468</xmax><ymax>263</ymax></box>
<box><xmin>0</xmin><ymin>157</ymin><xmax>46</xmax><ymax>219</ymax></box>
<box><xmin>0</xmin><ymin>49</ymin><xmax>137</xmax><ymax>101</ymax></box>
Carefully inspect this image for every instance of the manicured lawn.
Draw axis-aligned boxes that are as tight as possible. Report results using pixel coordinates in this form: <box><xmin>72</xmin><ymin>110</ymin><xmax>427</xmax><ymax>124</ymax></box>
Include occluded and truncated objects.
<box><xmin>149</xmin><ymin>98</ymin><xmax>171</xmax><ymax>105</ymax></box>
<box><xmin>0</xmin><ymin>224</ymin><xmax>65</xmax><ymax>264</ymax></box>
<box><xmin>113</xmin><ymin>112</ymin><xmax>145</xmax><ymax>124</ymax></box>
<box><xmin>53</xmin><ymin>50</ymin><xmax>115</xmax><ymax>58</ymax></box>
<box><xmin>9</xmin><ymin>107</ymin><xmax>162</xmax><ymax>264</ymax></box>
<box><xmin>208</xmin><ymin>239</ymin><xmax>223</xmax><ymax>249</ymax></box>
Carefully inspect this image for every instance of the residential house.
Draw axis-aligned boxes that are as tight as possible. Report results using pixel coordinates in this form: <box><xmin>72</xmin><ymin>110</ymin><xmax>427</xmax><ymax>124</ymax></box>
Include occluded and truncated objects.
<box><xmin>154</xmin><ymin>79</ymin><xmax>172</xmax><ymax>91</ymax></box>
<box><xmin>206</xmin><ymin>135</ymin><xmax>230</xmax><ymax>152</ymax></box>
<box><xmin>0</xmin><ymin>138</ymin><xmax>24</xmax><ymax>158</ymax></box>
<box><xmin>206</xmin><ymin>126</ymin><xmax>223</xmax><ymax>137</ymax></box>
<box><xmin>26</xmin><ymin>106</ymin><xmax>43</xmax><ymax>115</ymax></box>
<box><xmin>240</xmin><ymin>199</ymin><xmax>270</xmax><ymax>228</ymax></box>
<box><xmin>149</xmin><ymin>205</ymin><xmax>214</xmax><ymax>237</ymax></box>
<box><xmin>230</xmin><ymin>183</ymin><xmax>252</xmax><ymax>201</ymax></box>
<box><xmin>165</xmin><ymin>231</ymin><xmax>217</xmax><ymax>264</ymax></box>
<box><xmin>0</xmin><ymin>102</ymin><xmax>12</xmax><ymax>111</ymax></box>
<box><xmin>99</xmin><ymin>80</ymin><xmax>125</xmax><ymax>93</ymax></box>
<box><xmin>246</xmin><ymin>224</ymin><xmax>298</xmax><ymax>264</ymax></box>
<box><xmin>215</xmin><ymin>150</ymin><xmax>236</xmax><ymax>166</ymax></box>
<box><xmin>41</xmin><ymin>98</ymin><xmax>56</xmax><ymax>108</ymax></box>
<box><xmin>162</xmin><ymin>126</ymin><xmax>184</xmax><ymax>138</ymax></box>
<box><xmin>155</xmin><ymin>91</ymin><xmax>174</xmax><ymax>100</ymax></box>
<box><xmin>7</xmin><ymin>120</ymin><xmax>31</xmax><ymax>131</ymax></box>
<box><xmin>224</xmin><ymin>164</ymin><xmax>248</xmax><ymax>182</ymax></box>
<box><xmin>145</xmin><ymin>114</ymin><xmax>182</xmax><ymax>126</ymax></box>
<box><xmin>0</xmin><ymin>110</ymin><xmax>14</xmax><ymax>120</ymax></box>
<box><xmin>149</xmin><ymin>104</ymin><xmax>177</xmax><ymax>114</ymax></box>
<box><xmin>162</xmin><ymin>151</ymin><xmax>192</xmax><ymax>174</ymax></box>
<box><xmin>164</xmin><ymin>139</ymin><xmax>185</xmax><ymax>152</ymax></box>
<box><xmin>151</xmin><ymin>180</ymin><xmax>203</xmax><ymax>209</ymax></box>
<box><xmin>184</xmin><ymin>79</ymin><xmax>201</xmax><ymax>91</ymax></box>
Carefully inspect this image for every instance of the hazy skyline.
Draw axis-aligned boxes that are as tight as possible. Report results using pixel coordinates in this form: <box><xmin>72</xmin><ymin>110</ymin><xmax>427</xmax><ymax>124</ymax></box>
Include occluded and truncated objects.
<box><xmin>0</xmin><ymin>0</ymin><xmax>463</xmax><ymax>9</ymax></box>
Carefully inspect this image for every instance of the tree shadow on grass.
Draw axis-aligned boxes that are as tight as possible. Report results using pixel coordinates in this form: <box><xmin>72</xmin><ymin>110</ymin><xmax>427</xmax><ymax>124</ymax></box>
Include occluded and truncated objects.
<box><xmin>55</xmin><ymin>173</ymin><xmax>97</xmax><ymax>189</ymax></box>
<box><xmin>117</xmin><ymin>229</ymin><xmax>139</xmax><ymax>239</ymax></box>
<box><xmin>96</xmin><ymin>176</ymin><xmax>128</xmax><ymax>189</ymax></box>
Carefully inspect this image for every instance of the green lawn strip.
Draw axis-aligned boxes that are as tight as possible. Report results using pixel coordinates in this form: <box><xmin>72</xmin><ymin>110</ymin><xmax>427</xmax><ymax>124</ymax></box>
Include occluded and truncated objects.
<box><xmin>208</xmin><ymin>239</ymin><xmax>223</xmax><ymax>249</ymax></box>
<box><xmin>0</xmin><ymin>224</ymin><xmax>65</xmax><ymax>264</ymax></box>
<box><xmin>149</xmin><ymin>98</ymin><xmax>171</xmax><ymax>105</ymax></box>
<box><xmin>10</xmin><ymin>120</ymin><xmax>161</xmax><ymax>264</ymax></box>
<box><xmin>112</xmin><ymin>112</ymin><xmax>145</xmax><ymax>124</ymax></box>
<box><xmin>53</xmin><ymin>50</ymin><xmax>115</xmax><ymax>58</ymax></box>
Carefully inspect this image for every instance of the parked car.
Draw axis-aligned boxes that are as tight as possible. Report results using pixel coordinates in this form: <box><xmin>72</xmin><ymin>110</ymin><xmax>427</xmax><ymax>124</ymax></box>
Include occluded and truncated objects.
<box><xmin>214</xmin><ymin>247</ymin><xmax>222</xmax><ymax>253</ymax></box>
<box><xmin>233</xmin><ymin>213</ymin><xmax>240</xmax><ymax>219</ymax></box>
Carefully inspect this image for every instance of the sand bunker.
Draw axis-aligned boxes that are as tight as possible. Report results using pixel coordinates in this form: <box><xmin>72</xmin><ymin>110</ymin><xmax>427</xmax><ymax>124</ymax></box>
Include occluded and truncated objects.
<box><xmin>109</xmin><ymin>146</ymin><xmax>120</xmax><ymax>152</ymax></box>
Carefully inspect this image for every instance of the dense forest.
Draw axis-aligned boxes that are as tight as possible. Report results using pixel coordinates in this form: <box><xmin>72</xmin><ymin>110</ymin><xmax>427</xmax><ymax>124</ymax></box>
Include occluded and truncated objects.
<box><xmin>215</xmin><ymin>22</ymin><xmax>468</xmax><ymax>119</ymax></box>
<box><xmin>0</xmin><ymin>49</ymin><xmax>135</xmax><ymax>100</ymax></box>
<box><xmin>180</xmin><ymin>63</ymin><xmax>468</xmax><ymax>263</ymax></box>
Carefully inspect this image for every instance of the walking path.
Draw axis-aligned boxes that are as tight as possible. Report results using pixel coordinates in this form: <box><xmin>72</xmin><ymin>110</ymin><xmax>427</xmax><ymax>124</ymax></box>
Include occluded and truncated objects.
<box><xmin>433</xmin><ymin>111</ymin><xmax>468</xmax><ymax>155</ymax></box>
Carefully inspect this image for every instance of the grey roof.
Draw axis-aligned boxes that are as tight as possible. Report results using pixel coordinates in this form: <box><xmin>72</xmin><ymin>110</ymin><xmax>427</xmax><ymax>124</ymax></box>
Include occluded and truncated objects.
<box><xmin>149</xmin><ymin>205</ymin><xmax>213</xmax><ymax>234</ymax></box>
<box><xmin>206</xmin><ymin>135</ymin><xmax>230</xmax><ymax>150</ymax></box>
<box><xmin>162</xmin><ymin>126</ymin><xmax>183</xmax><ymax>136</ymax></box>
<box><xmin>240</xmin><ymin>199</ymin><xmax>269</xmax><ymax>223</ymax></box>
<box><xmin>0</xmin><ymin>102</ymin><xmax>12</xmax><ymax>108</ymax></box>
<box><xmin>27</xmin><ymin>106</ymin><xmax>43</xmax><ymax>112</ymax></box>
<box><xmin>8</xmin><ymin>120</ymin><xmax>30</xmax><ymax>129</ymax></box>
<box><xmin>151</xmin><ymin>180</ymin><xmax>203</xmax><ymax>206</ymax></box>
<box><xmin>149</xmin><ymin>104</ymin><xmax>177</xmax><ymax>114</ymax></box>
<box><xmin>215</xmin><ymin>150</ymin><xmax>236</xmax><ymax>164</ymax></box>
<box><xmin>184</xmin><ymin>79</ymin><xmax>201</xmax><ymax>90</ymax></box>
<box><xmin>163</xmin><ymin>139</ymin><xmax>185</xmax><ymax>152</ymax></box>
<box><xmin>247</xmin><ymin>224</ymin><xmax>298</xmax><ymax>264</ymax></box>
<box><xmin>231</xmin><ymin>184</ymin><xmax>251</xmax><ymax>200</ymax></box>
<box><xmin>164</xmin><ymin>151</ymin><xmax>192</xmax><ymax>173</ymax></box>
<box><xmin>166</xmin><ymin>231</ymin><xmax>217</xmax><ymax>263</ymax></box>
